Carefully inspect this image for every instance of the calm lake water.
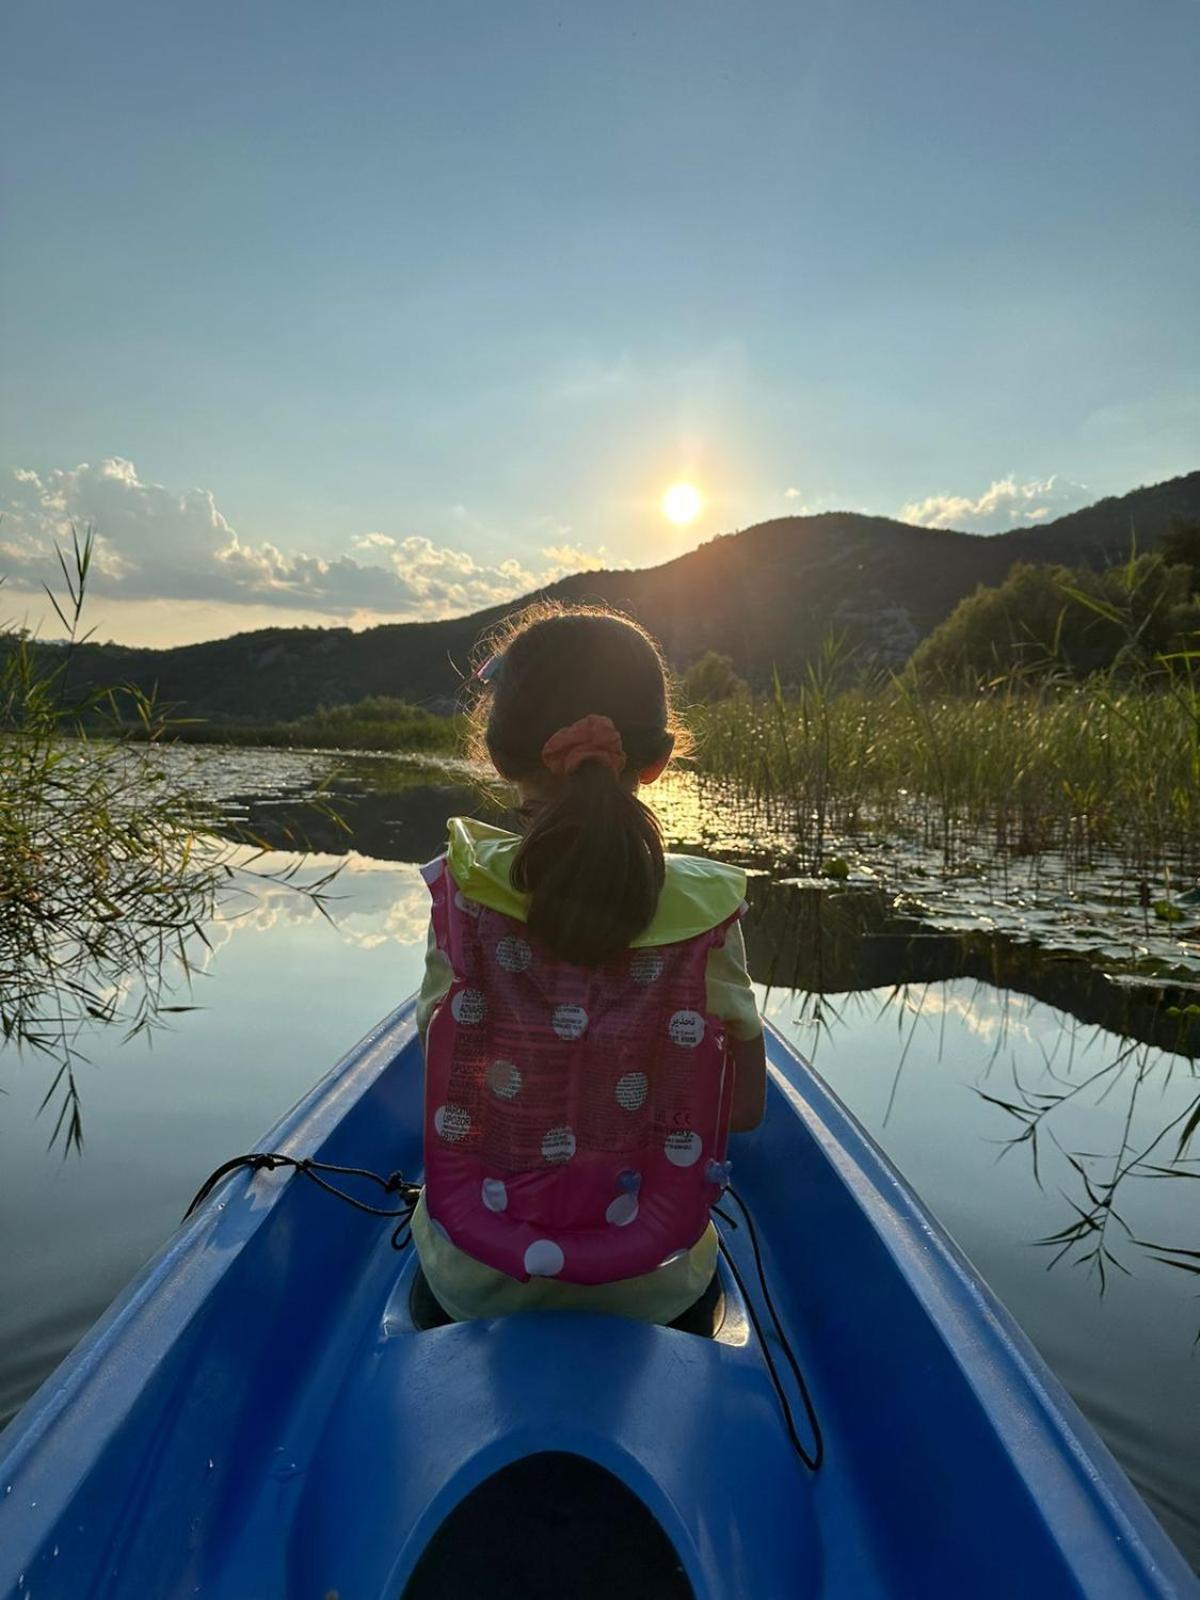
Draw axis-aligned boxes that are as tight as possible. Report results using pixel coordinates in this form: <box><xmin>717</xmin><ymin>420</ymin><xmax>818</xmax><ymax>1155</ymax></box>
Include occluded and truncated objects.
<box><xmin>1</xmin><ymin>748</ymin><xmax>1197</xmax><ymax>1566</ymax></box>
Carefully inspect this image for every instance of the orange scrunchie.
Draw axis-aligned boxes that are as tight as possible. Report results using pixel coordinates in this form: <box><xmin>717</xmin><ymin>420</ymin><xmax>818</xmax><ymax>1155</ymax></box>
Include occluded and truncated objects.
<box><xmin>541</xmin><ymin>714</ymin><xmax>626</xmax><ymax>778</ymax></box>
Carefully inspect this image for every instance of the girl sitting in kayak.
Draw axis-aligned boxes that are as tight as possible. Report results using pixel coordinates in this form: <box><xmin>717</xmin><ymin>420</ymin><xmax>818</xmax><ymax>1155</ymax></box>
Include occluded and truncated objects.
<box><xmin>411</xmin><ymin>603</ymin><xmax>765</xmax><ymax>1324</ymax></box>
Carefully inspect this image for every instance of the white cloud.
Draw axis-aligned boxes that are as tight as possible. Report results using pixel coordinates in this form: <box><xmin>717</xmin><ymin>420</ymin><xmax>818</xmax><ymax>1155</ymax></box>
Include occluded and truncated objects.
<box><xmin>899</xmin><ymin>474</ymin><xmax>1089</xmax><ymax>533</ymax></box>
<box><xmin>0</xmin><ymin>459</ymin><xmax>610</xmax><ymax>628</ymax></box>
<box><xmin>782</xmin><ymin>487</ymin><xmax>814</xmax><ymax>513</ymax></box>
<box><xmin>540</xmin><ymin>542</ymin><xmax>611</xmax><ymax>579</ymax></box>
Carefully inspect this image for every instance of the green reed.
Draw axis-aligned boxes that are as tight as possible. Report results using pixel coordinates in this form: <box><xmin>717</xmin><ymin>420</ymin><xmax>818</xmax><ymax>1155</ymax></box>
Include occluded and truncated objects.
<box><xmin>692</xmin><ymin>662</ymin><xmax>1200</xmax><ymax>885</ymax></box>
<box><xmin>1</xmin><ymin>528</ymin><xmax>340</xmax><ymax>1150</ymax></box>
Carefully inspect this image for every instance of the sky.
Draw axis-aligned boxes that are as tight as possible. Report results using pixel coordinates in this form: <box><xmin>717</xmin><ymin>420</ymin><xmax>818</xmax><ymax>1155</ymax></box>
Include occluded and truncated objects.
<box><xmin>1</xmin><ymin>0</ymin><xmax>1197</xmax><ymax>646</ymax></box>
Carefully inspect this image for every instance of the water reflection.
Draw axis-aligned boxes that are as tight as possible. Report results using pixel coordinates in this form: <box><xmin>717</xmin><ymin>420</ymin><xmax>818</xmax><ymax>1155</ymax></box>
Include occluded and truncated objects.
<box><xmin>227</xmin><ymin>776</ymin><xmax>511</xmax><ymax>868</ymax></box>
<box><xmin>770</xmin><ymin>983</ymin><xmax>1199</xmax><ymax>1291</ymax></box>
<box><xmin>761</xmin><ymin>982</ymin><xmax>1200</xmax><ymax>1559</ymax></box>
<box><xmin>204</xmin><ymin>751</ymin><xmax>1200</xmax><ymax>1056</ymax></box>
<box><xmin>744</xmin><ymin>874</ymin><xmax>1200</xmax><ymax>1057</ymax></box>
<box><xmin>0</xmin><ymin>849</ymin><xmax>433</xmax><ymax>1426</ymax></box>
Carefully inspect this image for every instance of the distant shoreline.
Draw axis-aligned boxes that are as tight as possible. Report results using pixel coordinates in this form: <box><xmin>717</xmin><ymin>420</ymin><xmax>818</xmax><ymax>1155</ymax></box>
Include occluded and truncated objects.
<box><xmin>119</xmin><ymin>705</ymin><xmax>461</xmax><ymax>757</ymax></box>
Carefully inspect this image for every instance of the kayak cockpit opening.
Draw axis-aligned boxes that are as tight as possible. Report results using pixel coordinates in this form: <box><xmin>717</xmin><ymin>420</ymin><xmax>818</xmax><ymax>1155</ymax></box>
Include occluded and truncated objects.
<box><xmin>400</xmin><ymin>1452</ymin><xmax>694</xmax><ymax>1600</ymax></box>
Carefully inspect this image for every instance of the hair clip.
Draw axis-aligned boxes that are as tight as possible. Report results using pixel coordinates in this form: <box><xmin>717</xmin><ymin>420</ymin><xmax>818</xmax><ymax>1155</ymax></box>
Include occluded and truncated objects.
<box><xmin>472</xmin><ymin>654</ymin><xmax>502</xmax><ymax>684</ymax></box>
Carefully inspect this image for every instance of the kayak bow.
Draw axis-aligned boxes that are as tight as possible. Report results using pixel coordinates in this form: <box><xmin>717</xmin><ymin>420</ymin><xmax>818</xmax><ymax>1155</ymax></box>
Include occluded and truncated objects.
<box><xmin>0</xmin><ymin>1003</ymin><xmax>1194</xmax><ymax>1598</ymax></box>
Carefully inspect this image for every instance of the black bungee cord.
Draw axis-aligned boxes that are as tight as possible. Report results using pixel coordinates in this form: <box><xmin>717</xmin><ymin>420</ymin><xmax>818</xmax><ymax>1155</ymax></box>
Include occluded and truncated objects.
<box><xmin>714</xmin><ymin>1184</ymin><xmax>824</xmax><ymax>1473</ymax></box>
<box><xmin>184</xmin><ymin>1152</ymin><xmax>421</xmax><ymax>1250</ymax></box>
<box><xmin>185</xmin><ymin>1158</ymin><xmax>823</xmax><ymax>1471</ymax></box>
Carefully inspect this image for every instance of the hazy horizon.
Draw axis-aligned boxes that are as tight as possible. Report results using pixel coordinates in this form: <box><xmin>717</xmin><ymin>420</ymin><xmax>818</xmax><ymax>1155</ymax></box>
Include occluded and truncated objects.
<box><xmin>6</xmin><ymin>468</ymin><xmax>1196</xmax><ymax>651</ymax></box>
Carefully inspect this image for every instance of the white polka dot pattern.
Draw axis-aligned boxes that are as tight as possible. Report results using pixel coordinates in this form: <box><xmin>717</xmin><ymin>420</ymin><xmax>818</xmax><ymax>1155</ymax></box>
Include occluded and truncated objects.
<box><xmin>434</xmin><ymin>1104</ymin><xmax>471</xmax><ymax>1143</ymax></box>
<box><xmin>486</xmin><ymin>1058</ymin><xmax>523</xmax><ymax>1100</ymax></box>
<box><xmin>664</xmin><ymin>1129</ymin><xmax>702</xmax><ymax>1167</ymax></box>
<box><xmin>668</xmin><ymin>1009</ymin><xmax>705</xmax><ymax>1048</ymax></box>
<box><xmin>605</xmin><ymin>1193</ymin><xmax>639</xmax><ymax>1227</ymax></box>
<box><xmin>495</xmin><ymin>935</ymin><xmax>532</xmax><ymax>973</ymax></box>
<box><xmin>524</xmin><ymin>1239</ymin><xmax>565</xmax><ymax>1277</ymax></box>
<box><xmin>629</xmin><ymin>949</ymin><xmax>665</xmax><ymax>985</ymax></box>
<box><xmin>428</xmin><ymin>869</ymin><xmax>731</xmax><ymax>1284</ymax></box>
<box><xmin>551</xmin><ymin>1004</ymin><xmax>588</xmax><ymax>1040</ymax></box>
<box><xmin>451</xmin><ymin>988</ymin><xmax>486</xmax><ymax>1025</ymax></box>
<box><xmin>614</xmin><ymin>1070</ymin><xmax>648</xmax><ymax>1111</ymax></box>
<box><xmin>541</xmin><ymin>1125</ymin><xmax>577</xmax><ymax>1163</ymax></box>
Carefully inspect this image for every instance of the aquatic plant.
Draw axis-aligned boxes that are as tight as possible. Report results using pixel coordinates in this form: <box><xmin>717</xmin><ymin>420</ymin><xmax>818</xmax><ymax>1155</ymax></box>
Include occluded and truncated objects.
<box><xmin>0</xmin><ymin>529</ymin><xmax>338</xmax><ymax>1151</ymax></box>
<box><xmin>692</xmin><ymin>651</ymin><xmax>1200</xmax><ymax>889</ymax></box>
<box><xmin>787</xmin><ymin>981</ymin><xmax>1199</xmax><ymax>1308</ymax></box>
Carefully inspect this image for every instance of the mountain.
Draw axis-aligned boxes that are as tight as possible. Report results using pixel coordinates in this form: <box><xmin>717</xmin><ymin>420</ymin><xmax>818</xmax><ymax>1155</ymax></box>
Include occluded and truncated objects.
<box><xmin>12</xmin><ymin>471</ymin><xmax>1200</xmax><ymax>721</ymax></box>
<box><xmin>991</xmin><ymin>472</ymin><xmax>1200</xmax><ymax>564</ymax></box>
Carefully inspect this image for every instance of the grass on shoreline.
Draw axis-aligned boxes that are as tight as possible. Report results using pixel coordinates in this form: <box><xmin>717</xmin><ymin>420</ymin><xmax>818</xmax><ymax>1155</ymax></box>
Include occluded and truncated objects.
<box><xmin>124</xmin><ymin>668</ymin><xmax>1200</xmax><ymax>893</ymax></box>
<box><xmin>691</xmin><ymin>668</ymin><xmax>1200</xmax><ymax>886</ymax></box>
<box><xmin>126</xmin><ymin>695</ymin><xmax>462</xmax><ymax>757</ymax></box>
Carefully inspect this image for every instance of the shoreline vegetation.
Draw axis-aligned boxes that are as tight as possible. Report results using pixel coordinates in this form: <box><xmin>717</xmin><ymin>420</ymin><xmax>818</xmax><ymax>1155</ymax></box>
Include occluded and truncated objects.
<box><xmin>693</xmin><ymin>670</ymin><xmax>1199</xmax><ymax>886</ymax></box>
<box><xmin>1</xmin><ymin>531</ymin><xmax>339</xmax><ymax>1151</ymax></box>
<box><xmin>151</xmin><ymin>671</ymin><xmax>1199</xmax><ymax>887</ymax></box>
<box><xmin>140</xmin><ymin>646</ymin><xmax>1200</xmax><ymax>896</ymax></box>
<box><xmin>122</xmin><ymin>694</ymin><xmax>462</xmax><ymax>756</ymax></box>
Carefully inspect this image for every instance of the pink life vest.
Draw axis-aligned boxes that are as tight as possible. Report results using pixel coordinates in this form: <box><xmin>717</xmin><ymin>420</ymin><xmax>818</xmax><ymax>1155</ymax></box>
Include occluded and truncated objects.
<box><xmin>420</xmin><ymin>855</ymin><xmax>740</xmax><ymax>1285</ymax></box>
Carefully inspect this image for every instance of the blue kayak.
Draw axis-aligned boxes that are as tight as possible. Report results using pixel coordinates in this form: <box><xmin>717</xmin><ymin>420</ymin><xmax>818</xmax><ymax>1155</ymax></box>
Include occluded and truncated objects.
<box><xmin>1</xmin><ymin>1002</ymin><xmax>1195</xmax><ymax>1599</ymax></box>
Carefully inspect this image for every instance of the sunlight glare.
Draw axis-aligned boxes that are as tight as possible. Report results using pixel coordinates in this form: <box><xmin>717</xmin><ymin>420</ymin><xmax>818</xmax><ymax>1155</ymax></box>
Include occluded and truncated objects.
<box><xmin>661</xmin><ymin>482</ymin><xmax>704</xmax><ymax>526</ymax></box>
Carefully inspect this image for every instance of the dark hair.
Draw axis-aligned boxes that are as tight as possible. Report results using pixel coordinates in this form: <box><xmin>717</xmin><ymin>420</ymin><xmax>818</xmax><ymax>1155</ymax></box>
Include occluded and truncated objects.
<box><xmin>467</xmin><ymin>603</ymin><xmax>688</xmax><ymax>967</ymax></box>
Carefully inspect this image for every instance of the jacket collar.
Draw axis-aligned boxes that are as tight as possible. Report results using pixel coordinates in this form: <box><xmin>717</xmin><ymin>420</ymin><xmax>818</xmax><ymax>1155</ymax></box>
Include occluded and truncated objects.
<box><xmin>445</xmin><ymin>816</ymin><xmax>746</xmax><ymax>947</ymax></box>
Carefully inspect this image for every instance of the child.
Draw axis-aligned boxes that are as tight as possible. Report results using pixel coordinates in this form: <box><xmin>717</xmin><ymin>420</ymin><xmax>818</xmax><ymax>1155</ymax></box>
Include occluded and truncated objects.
<box><xmin>411</xmin><ymin>603</ymin><xmax>765</xmax><ymax>1324</ymax></box>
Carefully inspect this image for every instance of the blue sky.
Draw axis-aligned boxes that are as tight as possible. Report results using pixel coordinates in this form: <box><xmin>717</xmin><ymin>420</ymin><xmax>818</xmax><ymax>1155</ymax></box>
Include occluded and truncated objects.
<box><xmin>2</xmin><ymin>0</ymin><xmax>1197</xmax><ymax>645</ymax></box>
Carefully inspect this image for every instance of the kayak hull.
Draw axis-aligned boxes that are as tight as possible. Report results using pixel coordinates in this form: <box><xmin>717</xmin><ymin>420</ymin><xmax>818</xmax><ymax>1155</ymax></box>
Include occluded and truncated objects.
<box><xmin>0</xmin><ymin>1002</ymin><xmax>1194</xmax><ymax>1598</ymax></box>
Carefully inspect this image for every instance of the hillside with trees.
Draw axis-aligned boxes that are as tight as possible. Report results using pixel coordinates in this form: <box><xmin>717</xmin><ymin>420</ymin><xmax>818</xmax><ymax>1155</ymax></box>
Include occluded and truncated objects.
<box><xmin>910</xmin><ymin>539</ymin><xmax>1200</xmax><ymax>682</ymax></box>
<box><xmin>3</xmin><ymin>472</ymin><xmax>1197</xmax><ymax>723</ymax></box>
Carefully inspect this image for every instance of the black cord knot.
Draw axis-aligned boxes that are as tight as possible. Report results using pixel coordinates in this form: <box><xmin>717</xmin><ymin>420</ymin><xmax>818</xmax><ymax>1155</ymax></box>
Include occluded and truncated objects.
<box><xmin>184</xmin><ymin>1152</ymin><xmax>423</xmax><ymax>1228</ymax></box>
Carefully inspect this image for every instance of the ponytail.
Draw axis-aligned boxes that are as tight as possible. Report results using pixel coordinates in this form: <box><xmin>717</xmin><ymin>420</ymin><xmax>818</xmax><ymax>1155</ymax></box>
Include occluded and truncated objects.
<box><xmin>468</xmin><ymin>604</ymin><xmax>689</xmax><ymax>967</ymax></box>
<box><xmin>511</xmin><ymin>762</ymin><xmax>666</xmax><ymax>967</ymax></box>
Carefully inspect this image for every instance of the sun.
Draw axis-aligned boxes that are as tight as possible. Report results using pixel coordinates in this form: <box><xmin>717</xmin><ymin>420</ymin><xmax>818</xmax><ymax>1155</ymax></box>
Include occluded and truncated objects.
<box><xmin>661</xmin><ymin>482</ymin><xmax>704</xmax><ymax>526</ymax></box>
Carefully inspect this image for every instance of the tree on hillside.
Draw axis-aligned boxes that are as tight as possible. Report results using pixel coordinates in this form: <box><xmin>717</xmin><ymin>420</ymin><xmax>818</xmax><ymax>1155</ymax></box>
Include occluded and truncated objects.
<box><xmin>1159</xmin><ymin>519</ymin><xmax>1200</xmax><ymax>592</ymax></box>
<box><xmin>909</xmin><ymin>553</ymin><xmax>1199</xmax><ymax>682</ymax></box>
<box><xmin>682</xmin><ymin>650</ymin><xmax>746</xmax><ymax>704</ymax></box>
